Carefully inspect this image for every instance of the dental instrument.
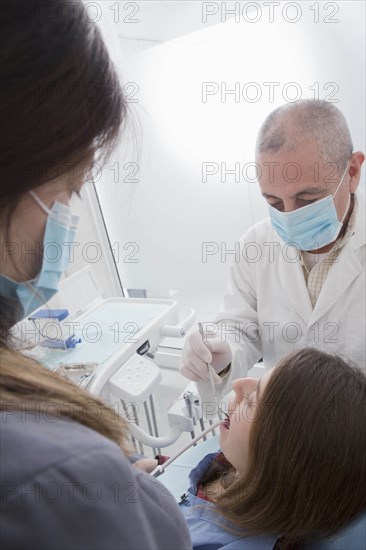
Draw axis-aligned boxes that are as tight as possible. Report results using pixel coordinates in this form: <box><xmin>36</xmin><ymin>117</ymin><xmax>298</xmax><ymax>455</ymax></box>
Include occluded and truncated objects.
<box><xmin>150</xmin><ymin>419</ymin><xmax>222</xmax><ymax>477</ymax></box>
<box><xmin>198</xmin><ymin>322</ymin><xmax>221</xmax><ymax>419</ymax></box>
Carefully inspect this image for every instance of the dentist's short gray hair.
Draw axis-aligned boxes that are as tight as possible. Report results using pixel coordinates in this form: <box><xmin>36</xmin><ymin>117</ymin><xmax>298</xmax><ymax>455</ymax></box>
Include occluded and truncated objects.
<box><xmin>256</xmin><ymin>100</ymin><xmax>353</xmax><ymax>174</ymax></box>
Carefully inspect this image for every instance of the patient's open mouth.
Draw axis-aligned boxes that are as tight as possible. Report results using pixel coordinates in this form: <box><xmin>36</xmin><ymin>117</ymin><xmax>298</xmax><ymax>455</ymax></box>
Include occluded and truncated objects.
<box><xmin>220</xmin><ymin>411</ymin><xmax>230</xmax><ymax>430</ymax></box>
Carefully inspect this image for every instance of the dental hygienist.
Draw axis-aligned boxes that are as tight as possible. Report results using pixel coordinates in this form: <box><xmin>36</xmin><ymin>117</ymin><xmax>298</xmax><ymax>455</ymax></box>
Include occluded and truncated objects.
<box><xmin>181</xmin><ymin>101</ymin><xmax>365</xmax><ymax>402</ymax></box>
<box><xmin>0</xmin><ymin>2</ymin><xmax>191</xmax><ymax>549</ymax></box>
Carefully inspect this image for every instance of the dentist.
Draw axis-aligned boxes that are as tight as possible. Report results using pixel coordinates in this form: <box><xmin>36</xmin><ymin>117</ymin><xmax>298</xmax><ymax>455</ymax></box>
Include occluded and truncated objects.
<box><xmin>0</xmin><ymin>2</ymin><xmax>191</xmax><ymax>549</ymax></box>
<box><xmin>181</xmin><ymin>100</ymin><xmax>365</xmax><ymax>402</ymax></box>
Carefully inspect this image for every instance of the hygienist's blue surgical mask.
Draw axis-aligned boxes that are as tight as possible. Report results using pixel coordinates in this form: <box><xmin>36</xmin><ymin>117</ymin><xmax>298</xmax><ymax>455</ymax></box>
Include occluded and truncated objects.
<box><xmin>0</xmin><ymin>190</ymin><xmax>79</xmax><ymax>320</ymax></box>
<box><xmin>268</xmin><ymin>162</ymin><xmax>350</xmax><ymax>251</ymax></box>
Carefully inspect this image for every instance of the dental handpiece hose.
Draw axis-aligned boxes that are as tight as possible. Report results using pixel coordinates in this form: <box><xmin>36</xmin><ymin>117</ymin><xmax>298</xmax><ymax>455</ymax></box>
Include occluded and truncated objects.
<box><xmin>150</xmin><ymin>419</ymin><xmax>221</xmax><ymax>478</ymax></box>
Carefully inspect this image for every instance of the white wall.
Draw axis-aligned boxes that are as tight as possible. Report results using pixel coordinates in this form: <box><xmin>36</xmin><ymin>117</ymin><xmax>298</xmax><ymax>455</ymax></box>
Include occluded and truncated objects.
<box><xmin>67</xmin><ymin>2</ymin><xmax>365</xmax><ymax>299</ymax></box>
<box><xmin>93</xmin><ymin>1</ymin><xmax>365</xmax><ymax>297</ymax></box>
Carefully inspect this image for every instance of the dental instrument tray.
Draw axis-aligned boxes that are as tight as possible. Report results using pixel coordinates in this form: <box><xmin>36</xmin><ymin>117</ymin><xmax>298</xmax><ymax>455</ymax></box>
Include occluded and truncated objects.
<box><xmin>28</xmin><ymin>292</ymin><xmax>180</xmax><ymax>403</ymax></box>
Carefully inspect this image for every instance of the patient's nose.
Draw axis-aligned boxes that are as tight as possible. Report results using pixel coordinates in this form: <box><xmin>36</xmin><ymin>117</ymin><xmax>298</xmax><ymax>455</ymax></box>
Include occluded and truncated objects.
<box><xmin>232</xmin><ymin>377</ymin><xmax>257</xmax><ymax>402</ymax></box>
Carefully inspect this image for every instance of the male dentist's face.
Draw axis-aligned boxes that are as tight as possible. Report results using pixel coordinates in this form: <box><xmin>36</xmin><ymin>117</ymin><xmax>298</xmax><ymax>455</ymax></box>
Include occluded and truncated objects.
<box><xmin>256</xmin><ymin>139</ymin><xmax>363</xmax><ymax>252</ymax></box>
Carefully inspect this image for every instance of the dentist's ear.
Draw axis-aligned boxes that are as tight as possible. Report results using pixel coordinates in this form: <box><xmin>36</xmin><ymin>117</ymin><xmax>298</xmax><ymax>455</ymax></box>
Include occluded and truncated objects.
<box><xmin>348</xmin><ymin>151</ymin><xmax>365</xmax><ymax>192</ymax></box>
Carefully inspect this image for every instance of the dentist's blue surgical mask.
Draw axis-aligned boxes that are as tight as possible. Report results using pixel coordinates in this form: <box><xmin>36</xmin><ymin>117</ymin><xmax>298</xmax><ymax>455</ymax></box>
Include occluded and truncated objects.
<box><xmin>268</xmin><ymin>162</ymin><xmax>350</xmax><ymax>251</ymax></box>
<box><xmin>0</xmin><ymin>190</ymin><xmax>79</xmax><ymax>320</ymax></box>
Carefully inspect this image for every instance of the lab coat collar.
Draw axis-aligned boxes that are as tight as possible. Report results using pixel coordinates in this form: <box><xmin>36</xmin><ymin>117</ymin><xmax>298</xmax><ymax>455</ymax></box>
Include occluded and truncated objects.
<box><xmin>349</xmin><ymin>190</ymin><xmax>366</xmax><ymax>250</ymax></box>
<box><xmin>278</xmin><ymin>190</ymin><xmax>365</xmax><ymax>326</ymax></box>
<box><xmin>309</xmin><ymin>190</ymin><xmax>365</xmax><ymax>325</ymax></box>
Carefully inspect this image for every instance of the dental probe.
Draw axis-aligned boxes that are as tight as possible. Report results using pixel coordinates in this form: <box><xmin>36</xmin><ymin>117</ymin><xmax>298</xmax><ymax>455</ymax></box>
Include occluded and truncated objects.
<box><xmin>150</xmin><ymin>419</ymin><xmax>222</xmax><ymax>478</ymax></box>
<box><xmin>198</xmin><ymin>322</ymin><xmax>219</xmax><ymax>411</ymax></box>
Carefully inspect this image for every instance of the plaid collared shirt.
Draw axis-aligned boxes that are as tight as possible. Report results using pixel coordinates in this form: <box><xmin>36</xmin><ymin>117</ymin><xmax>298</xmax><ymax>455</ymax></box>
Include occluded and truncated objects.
<box><xmin>195</xmin><ymin>452</ymin><xmax>232</xmax><ymax>502</ymax></box>
<box><xmin>300</xmin><ymin>194</ymin><xmax>358</xmax><ymax>307</ymax></box>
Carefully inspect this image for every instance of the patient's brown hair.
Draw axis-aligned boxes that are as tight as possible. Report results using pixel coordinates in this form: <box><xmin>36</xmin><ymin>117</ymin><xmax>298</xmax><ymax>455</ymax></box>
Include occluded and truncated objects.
<box><xmin>215</xmin><ymin>348</ymin><xmax>366</xmax><ymax>546</ymax></box>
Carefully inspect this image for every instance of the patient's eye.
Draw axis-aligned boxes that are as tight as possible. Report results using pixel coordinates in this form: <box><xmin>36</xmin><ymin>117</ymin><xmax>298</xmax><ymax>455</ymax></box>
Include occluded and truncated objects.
<box><xmin>243</xmin><ymin>393</ymin><xmax>253</xmax><ymax>407</ymax></box>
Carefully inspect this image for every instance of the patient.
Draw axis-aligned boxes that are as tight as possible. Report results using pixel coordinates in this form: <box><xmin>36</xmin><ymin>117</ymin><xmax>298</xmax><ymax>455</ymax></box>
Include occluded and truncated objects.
<box><xmin>179</xmin><ymin>347</ymin><xmax>366</xmax><ymax>550</ymax></box>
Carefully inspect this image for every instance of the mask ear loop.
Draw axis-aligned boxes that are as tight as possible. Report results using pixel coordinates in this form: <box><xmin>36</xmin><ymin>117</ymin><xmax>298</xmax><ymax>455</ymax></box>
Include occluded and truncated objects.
<box><xmin>332</xmin><ymin>161</ymin><xmax>349</xmax><ymax>196</ymax></box>
<box><xmin>28</xmin><ymin>190</ymin><xmax>52</xmax><ymax>216</ymax></box>
<box><xmin>340</xmin><ymin>194</ymin><xmax>351</xmax><ymax>224</ymax></box>
<box><xmin>22</xmin><ymin>191</ymin><xmax>53</xmax><ymax>315</ymax></box>
<box><xmin>332</xmin><ymin>161</ymin><xmax>351</xmax><ymax>224</ymax></box>
<box><xmin>5</xmin><ymin>191</ymin><xmax>45</xmax><ymax>289</ymax></box>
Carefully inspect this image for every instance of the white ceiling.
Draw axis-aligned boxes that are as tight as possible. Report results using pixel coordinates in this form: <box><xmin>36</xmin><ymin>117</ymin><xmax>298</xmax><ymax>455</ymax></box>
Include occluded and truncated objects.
<box><xmin>115</xmin><ymin>1</ymin><xmax>224</xmax><ymax>44</ymax></box>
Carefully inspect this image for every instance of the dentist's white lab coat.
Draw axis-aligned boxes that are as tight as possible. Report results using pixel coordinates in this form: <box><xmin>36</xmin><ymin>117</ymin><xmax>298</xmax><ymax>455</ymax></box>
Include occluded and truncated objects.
<box><xmin>198</xmin><ymin>191</ymin><xmax>365</xmax><ymax>402</ymax></box>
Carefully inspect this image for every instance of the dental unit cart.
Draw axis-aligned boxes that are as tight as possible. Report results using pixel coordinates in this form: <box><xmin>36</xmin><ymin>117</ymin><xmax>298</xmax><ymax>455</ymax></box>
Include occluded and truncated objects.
<box><xmin>22</xmin><ymin>267</ymin><xmax>196</xmax><ymax>454</ymax></box>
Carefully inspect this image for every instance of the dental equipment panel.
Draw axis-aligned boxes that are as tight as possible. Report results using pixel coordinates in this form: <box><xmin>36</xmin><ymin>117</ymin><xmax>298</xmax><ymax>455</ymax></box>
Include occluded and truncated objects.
<box><xmin>109</xmin><ymin>354</ymin><xmax>162</xmax><ymax>404</ymax></box>
<box><xmin>20</xmin><ymin>267</ymin><xmax>221</xmax><ymax>455</ymax></box>
<box><xmin>25</xmin><ymin>267</ymin><xmax>186</xmax><ymax>397</ymax></box>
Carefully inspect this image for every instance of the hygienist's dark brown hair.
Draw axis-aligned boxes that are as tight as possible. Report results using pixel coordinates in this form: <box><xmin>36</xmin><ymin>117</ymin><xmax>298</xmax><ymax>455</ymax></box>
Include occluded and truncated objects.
<box><xmin>0</xmin><ymin>0</ymin><xmax>130</xmax><ymax>452</ymax></box>
<box><xmin>215</xmin><ymin>348</ymin><xmax>366</xmax><ymax>548</ymax></box>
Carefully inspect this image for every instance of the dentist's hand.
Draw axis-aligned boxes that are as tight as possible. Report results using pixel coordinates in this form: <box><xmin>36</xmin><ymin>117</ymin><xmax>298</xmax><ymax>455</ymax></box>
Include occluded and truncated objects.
<box><xmin>180</xmin><ymin>332</ymin><xmax>232</xmax><ymax>383</ymax></box>
<box><xmin>132</xmin><ymin>458</ymin><xmax>158</xmax><ymax>473</ymax></box>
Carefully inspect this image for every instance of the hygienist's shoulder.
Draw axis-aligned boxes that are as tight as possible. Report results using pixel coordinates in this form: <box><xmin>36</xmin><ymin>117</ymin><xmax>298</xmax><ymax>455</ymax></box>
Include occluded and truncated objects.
<box><xmin>0</xmin><ymin>410</ymin><xmax>192</xmax><ymax>550</ymax></box>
